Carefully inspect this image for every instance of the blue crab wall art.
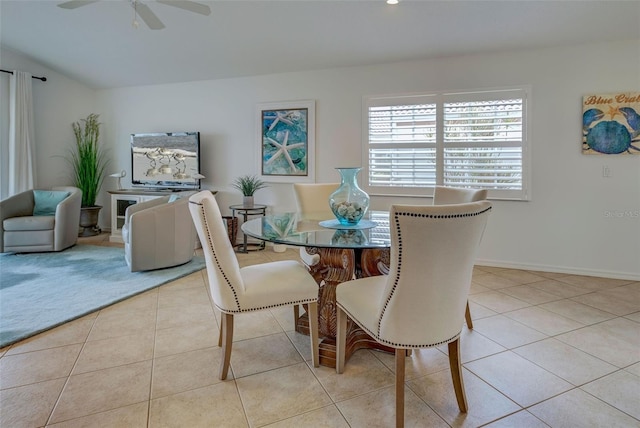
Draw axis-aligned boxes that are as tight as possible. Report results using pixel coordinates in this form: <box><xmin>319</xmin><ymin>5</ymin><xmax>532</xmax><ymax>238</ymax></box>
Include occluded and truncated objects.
<box><xmin>582</xmin><ymin>92</ymin><xmax>640</xmax><ymax>155</ymax></box>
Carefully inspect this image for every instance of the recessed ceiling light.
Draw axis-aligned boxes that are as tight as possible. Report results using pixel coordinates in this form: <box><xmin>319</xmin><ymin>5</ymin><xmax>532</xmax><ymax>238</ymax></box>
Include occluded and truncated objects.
<box><xmin>387</xmin><ymin>0</ymin><xmax>399</xmax><ymax>4</ymax></box>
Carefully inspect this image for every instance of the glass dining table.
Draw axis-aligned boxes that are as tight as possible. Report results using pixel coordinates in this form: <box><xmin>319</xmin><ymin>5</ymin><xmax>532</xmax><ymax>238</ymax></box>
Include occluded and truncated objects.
<box><xmin>241</xmin><ymin>211</ymin><xmax>394</xmax><ymax>368</ymax></box>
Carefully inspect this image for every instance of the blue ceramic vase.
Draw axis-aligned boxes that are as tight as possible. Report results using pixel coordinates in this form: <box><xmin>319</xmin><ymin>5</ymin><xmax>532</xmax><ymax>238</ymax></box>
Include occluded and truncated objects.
<box><xmin>329</xmin><ymin>167</ymin><xmax>370</xmax><ymax>225</ymax></box>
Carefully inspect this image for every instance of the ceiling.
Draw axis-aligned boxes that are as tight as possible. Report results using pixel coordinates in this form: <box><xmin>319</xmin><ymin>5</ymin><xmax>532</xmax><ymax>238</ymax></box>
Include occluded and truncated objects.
<box><xmin>2</xmin><ymin>1</ymin><xmax>639</xmax><ymax>90</ymax></box>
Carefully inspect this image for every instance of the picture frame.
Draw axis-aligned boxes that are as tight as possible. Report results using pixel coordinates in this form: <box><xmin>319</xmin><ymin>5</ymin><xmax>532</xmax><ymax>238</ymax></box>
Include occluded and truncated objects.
<box><xmin>582</xmin><ymin>92</ymin><xmax>640</xmax><ymax>155</ymax></box>
<box><xmin>256</xmin><ymin>100</ymin><xmax>315</xmax><ymax>183</ymax></box>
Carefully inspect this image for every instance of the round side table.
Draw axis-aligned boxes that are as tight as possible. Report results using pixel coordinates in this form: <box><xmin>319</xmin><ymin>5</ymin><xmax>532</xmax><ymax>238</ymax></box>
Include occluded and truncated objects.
<box><xmin>229</xmin><ymin>204</ymin><xmax>267</xmax><ymax>253</ymax></box>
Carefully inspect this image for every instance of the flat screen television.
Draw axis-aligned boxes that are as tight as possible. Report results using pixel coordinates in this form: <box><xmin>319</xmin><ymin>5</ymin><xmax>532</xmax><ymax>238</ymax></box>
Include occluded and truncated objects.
<box><xmin>131</xmin><ymin>132</ymin><xmax>201</xmax><ymax>191</ymax></box>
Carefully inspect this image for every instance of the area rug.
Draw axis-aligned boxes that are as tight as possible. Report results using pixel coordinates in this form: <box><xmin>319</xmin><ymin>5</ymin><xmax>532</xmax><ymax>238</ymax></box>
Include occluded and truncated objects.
<box><xmin>0</xmin><ymin>245</ymin><xmax>206</xmax><ymax>347</ymax></box>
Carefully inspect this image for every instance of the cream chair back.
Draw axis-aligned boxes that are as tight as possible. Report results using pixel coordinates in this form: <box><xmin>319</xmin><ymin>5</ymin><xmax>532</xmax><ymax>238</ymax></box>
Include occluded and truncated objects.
<box><xmin>189</xmin><ymin>191</ymin><xmax>245</xmax><ymax>313</ymax></box>
<box><xmin>292</xmin><ymin>183</ymin><xmax>338</xmax><ymax>269</ymax></box>
<box><xmin>377</xmin><ymin>201</ymin><xmax>491</xmax><ymax>347</ymax></box>
<box><xmin>433</xmin><ymin>186</ymin><xmax>488</xmax><ymax>205</ymax></box>
<box><xmin>293</xmin><ymin>183</ymin><xmax>338</xmax><ymax>219</ymax></box>
<box><xmin>432</xmin><ymin>186</ymin><xmax>487</xmax><ymax>330</ymax></box>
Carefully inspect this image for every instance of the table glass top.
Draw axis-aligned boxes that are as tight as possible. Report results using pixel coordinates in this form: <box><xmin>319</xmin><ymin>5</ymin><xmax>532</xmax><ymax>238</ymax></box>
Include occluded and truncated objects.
<box><xmin>241</xmin><ymin>211</ymin><xmax>391</xmax><ymax>249</ymax></box>
<box><xmin>229</xmin><ymin>204</ymin><xmax>267</xmax><ymax>211</ymax></box>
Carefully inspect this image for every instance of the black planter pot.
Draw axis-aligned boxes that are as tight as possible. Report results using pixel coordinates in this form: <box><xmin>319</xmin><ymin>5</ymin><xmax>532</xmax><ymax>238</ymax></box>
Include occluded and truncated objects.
<box><xmin>79</xmin><ymin>205</ymin><xmax>102</xmax><ymax>237</ymax></box>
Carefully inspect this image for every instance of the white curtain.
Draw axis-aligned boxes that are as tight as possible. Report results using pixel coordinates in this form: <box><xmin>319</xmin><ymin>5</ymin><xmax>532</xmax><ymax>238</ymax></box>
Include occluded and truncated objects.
<box><xmin>8</xmin><ymin>70</ymin><xmax>36</xmax><ymax>196</ymax></box>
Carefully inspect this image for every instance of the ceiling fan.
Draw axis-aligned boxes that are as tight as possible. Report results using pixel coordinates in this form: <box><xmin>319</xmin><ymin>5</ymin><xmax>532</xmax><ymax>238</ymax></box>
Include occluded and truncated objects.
<box><xmin>57</xmin><ymin>0</ymin><xmax>211</xmax><ymax>30</ymax></box>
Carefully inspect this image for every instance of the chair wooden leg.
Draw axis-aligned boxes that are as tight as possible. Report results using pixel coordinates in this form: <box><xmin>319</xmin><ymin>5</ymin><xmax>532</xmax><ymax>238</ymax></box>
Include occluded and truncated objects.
<box><xmin>219</xmin><ymin>313</ymin><xmax>234</xmax><ymax>380</ymax></box>
<box><xmin>293</xmin><ymin>304</ymin><xmax>300</xmax><ymax>329</ymax></box>
<box><xmin>218</xmin><ymin>318</ymin><xmax>223</xmax><ymax>347</ymax></box>
<box><xmin>307</xmin><ymin>302</ymin><xmax>319</xmax><ymax>367</ymax></box>
<box><xmin>395</xmin><ymin>348</ymin><xmax>406</xmax><ymax>428</ymax></box>
<box><xmin>465</xmin><ymin>300</ymin><xmax>473</xmax><ymax>329</ymax></box>
<box><xmin>336</xmin><ymin>306</ymin><xmax>348</xmax><ymax>374</ymax></box>
<box><xmin>448</xmin><ymin>338</ymin><xmax>468</xmax><ymax>413</ymax></box>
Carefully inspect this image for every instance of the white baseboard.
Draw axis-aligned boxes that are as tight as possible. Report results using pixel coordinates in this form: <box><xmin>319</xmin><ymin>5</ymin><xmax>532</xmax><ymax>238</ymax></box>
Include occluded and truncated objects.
<box><xmin>476</xmin><ymin>258</ymin><xmax>640</xmax><ymax>281</ymax></box>
<box><xmin>258</xmin><ymin>245</ymin><xmax>640</xmax><ymax>281</ymax></box>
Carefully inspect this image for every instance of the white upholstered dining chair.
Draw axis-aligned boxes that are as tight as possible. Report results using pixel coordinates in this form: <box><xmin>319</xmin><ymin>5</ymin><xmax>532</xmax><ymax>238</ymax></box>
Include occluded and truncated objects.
<box><xmin>292</xmin><ymin>182</ymin><xmax>338</xmax><ymax>264</ymax></box>
<box><xmin>336</xmin><ymin>201</ymin><xmax>491</xmax><ymax>427</ymax></box>
<box><xmin>292</xmin><ymin>183</ymin><xmax>338</xmax><ymax>321</ymax></box>
<box><xmin>433</xmin><ymin>186</ymin><xmax>488</xmax><ymax>205</ymax></box>
<box><xmin>293</xmin><ymin>183</ymin><xmax>339</xmax><ymax>219</ymax></box>
<box><xmin>433</xmin><ymin>186</ymin><xmax>488</xmax><ymax>329</ymax></box>
<box><xmin>188</xmin><ymin>191</ymin><xmax>320</xmax><ymax>379</ymax></box>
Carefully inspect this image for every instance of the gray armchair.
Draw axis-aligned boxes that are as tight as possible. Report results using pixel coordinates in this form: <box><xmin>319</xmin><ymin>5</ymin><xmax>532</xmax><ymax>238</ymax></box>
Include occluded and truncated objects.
<box><xmin>0</xmin><ymin>186</ymin><xmax>82</xmax><ymax>253</ymax></box>
<box><xmin>122</xmin><ymin>195</ymin><xmax>197</xmax><ymax>272</ymax></box>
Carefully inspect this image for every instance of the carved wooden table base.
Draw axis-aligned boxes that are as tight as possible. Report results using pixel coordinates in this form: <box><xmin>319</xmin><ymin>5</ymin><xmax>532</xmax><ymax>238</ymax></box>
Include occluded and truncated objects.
<box><xmin>295</xmin><ymin>246</ymin><xmax>391</xmax><ymax>368</ymax></box>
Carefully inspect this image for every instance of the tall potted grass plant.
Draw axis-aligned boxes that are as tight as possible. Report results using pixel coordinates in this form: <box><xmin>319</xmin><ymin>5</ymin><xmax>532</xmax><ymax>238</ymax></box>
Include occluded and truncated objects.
<box><xmin>67</xmin><ymin>113</ymin><xmax>109</xmax><ymax>236</ymax></box>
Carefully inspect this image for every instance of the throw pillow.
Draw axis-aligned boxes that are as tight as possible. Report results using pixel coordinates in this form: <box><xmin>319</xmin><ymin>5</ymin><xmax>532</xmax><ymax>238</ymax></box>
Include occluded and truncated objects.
<box><xmin>33</xmin><ymin>190</ymin><xmax>71</xmax><ymax>216</ymax></box>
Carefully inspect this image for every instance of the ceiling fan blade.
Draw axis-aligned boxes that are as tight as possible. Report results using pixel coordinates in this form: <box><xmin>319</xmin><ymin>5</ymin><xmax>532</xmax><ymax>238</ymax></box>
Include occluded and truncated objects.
<box><xmin>58</xmin><ymin>0</ymin><xmax>99</xmax><ymax>9</ymax></box>
<box><xmin>156</xmin><ymin>0</ymin><xmax>211</xmax><ymax>16</ymax></box>
<box><xmin>133</xmin><ymin>2</ymin><xmax>165</xmax><ymax>30</ymax></box>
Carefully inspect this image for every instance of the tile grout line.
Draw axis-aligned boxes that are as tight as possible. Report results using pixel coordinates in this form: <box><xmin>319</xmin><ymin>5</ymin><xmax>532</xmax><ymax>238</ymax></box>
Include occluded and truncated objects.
<box><xmin>44</xmin><ymin>308</ymin><xmax>100</xmax><ymax>426</ymax></box>
<box><xmin>146</xmin><ymin>284</ymin><xmax>161</xmax><ymax>428</ymax></box>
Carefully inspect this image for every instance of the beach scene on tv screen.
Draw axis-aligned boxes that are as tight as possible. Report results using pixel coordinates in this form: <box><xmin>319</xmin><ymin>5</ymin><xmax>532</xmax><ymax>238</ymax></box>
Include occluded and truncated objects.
<box><xmin>131</xmin><ymin>133</ymin><xmax>199</xmax><ymax>185</ymax></box>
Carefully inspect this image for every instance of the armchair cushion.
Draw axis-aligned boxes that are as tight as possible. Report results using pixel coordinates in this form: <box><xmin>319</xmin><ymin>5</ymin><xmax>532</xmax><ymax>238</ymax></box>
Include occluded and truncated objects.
<box><xmin>33</xmin><ymin>190</ymin><xmax>70</xmax><ymax>216</ymax></box>
<box><xmin>4</xmin><ymin>216</ymin><xmax>55</xmax><ymax>231</ymax></box>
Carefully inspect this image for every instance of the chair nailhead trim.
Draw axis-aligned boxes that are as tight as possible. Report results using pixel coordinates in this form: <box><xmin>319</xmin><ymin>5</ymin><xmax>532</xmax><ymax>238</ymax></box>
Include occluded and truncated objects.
<box><xmin>191</xmin><ymin>200</ymin><xmax>242</xmax><ymax>311</ymax></box>
<box><xmin>338</xmin><ymin>303</ymin><xmax>461</xmax><ymax>348</ymax></box>
<box><xmin>215</xmin><ymin>298</ymin><xmax>317</xmax><ymax>314</ymax></box>
<box><xmin>376</xmin><ymin>205</ymin><xmax>491</xmax><ymax>341</ymax></box>
<box><xmin>394</xmin><ymin>206</ymin><xmax>491</xmax><ymax>220</ymax></box>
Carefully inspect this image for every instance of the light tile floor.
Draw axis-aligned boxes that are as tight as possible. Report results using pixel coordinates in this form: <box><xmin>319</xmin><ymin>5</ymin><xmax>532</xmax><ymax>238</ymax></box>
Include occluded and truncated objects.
<box><xmin>1</xmin><ymin>234</ymin><xmax>639</xmax><ymax>427</ymax></box>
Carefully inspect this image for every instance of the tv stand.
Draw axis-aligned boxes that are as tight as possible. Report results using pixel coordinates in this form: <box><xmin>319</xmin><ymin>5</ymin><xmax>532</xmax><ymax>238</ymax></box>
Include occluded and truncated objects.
<box><xmin>136</xmin><ymin>188</ymin><xmax>186</xmax><ymax>192</ymax></box>
<box><xmin>123</xmin><ymin>187</ymin><xmax>197</xmax><ymax>193</ymax></box>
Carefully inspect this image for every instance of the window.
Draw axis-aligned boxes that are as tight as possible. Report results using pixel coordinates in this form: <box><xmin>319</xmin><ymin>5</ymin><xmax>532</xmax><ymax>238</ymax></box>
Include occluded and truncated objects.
<box><xmin>363</xmin><ymin>87</ymin><xmax>530</xmax><ymax>200</ymax></box>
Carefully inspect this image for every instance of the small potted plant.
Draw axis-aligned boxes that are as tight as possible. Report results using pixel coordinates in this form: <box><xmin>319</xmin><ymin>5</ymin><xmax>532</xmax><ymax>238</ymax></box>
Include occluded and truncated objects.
<box><xmin>231</xmin><ymin>175</ymin><xmax>268</xmax><ymax>207</ymax></box>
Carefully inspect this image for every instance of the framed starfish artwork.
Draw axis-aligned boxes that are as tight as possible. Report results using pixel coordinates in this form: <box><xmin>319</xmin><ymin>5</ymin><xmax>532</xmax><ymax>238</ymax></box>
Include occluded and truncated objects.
<box><xmin>257</xmin><ymin>100</ymin><xmax>316</xmax><ymax>182</ymax></box>
<box><xmin>582</xmin><ymin>92</ymin><xmax>640</xmax><ymax>155</ymax></box>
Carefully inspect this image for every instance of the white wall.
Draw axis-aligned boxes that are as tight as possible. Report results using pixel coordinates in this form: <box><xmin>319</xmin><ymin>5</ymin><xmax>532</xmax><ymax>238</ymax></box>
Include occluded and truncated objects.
<box><xmin>98</xmin><ymin>40</ymin><xmax>640</xmax><ymax>279</ymax></box>
<box><xmin>0</xmin><ymin>47</ymin><xmax>96</xmax><ymax>197</ymax></box>
<box><xmin>7</xmin><ymin>40</ymin><xmax>639</xmax><ymax>279</ymax></box>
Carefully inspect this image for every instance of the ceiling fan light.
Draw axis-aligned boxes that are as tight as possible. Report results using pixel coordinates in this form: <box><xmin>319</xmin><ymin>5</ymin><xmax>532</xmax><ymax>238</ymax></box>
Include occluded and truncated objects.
<box><xmin>59</xmin><ymin>0</ymin><xmax>197</xmax><ymax>30</ymax></box>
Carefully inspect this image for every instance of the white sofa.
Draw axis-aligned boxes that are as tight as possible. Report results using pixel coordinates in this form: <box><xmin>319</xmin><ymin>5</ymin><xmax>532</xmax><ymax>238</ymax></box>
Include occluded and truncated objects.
<box><xmin>122</xmin><ymin>194</ymin><xmax>197</xmax><ymax>272</ymax></box>
<box><xmin>0</xmin><ymin>186</ymin><xmax>82</xmax><ymax>253</ymax></box>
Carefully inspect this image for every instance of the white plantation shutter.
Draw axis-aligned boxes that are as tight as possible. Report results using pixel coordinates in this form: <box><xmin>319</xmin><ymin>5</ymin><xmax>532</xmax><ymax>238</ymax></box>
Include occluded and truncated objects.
<box><xmin>363</xmin><ymin>87</ymin><xmax>530</xmax><ymax>200</ymax></box>
<box><xmin>366</xmin><ymin>96</ymin><xmax>437</xmax><ymax>195</ymax></box>
<box><xmin>369</xmin><ymin>211</ymin><xmax>391</xmax><ymax>246</ymax></box>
